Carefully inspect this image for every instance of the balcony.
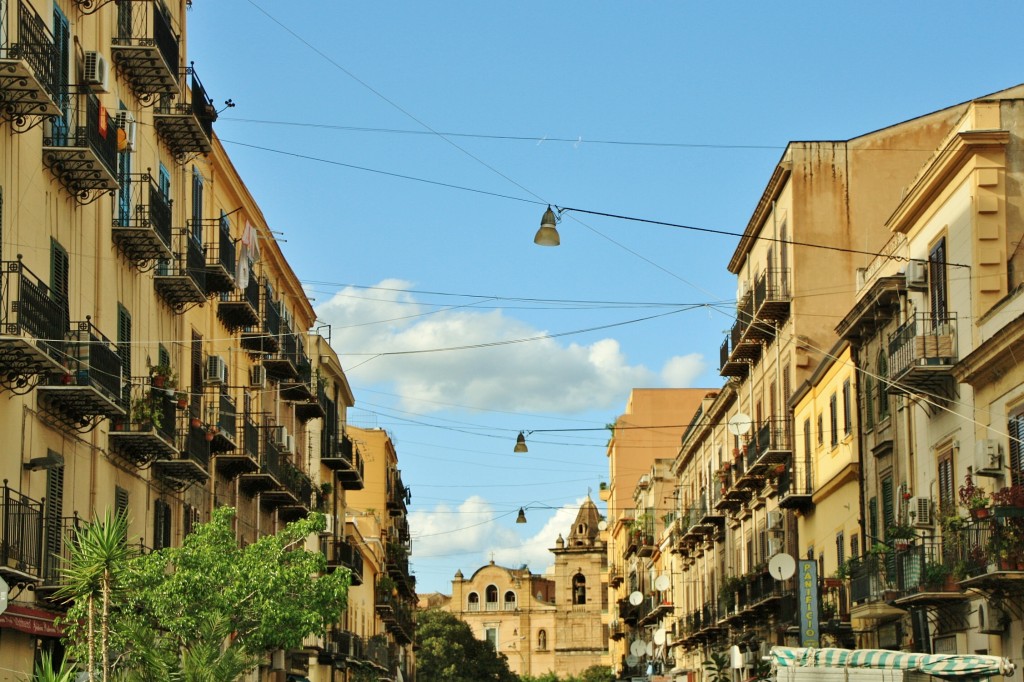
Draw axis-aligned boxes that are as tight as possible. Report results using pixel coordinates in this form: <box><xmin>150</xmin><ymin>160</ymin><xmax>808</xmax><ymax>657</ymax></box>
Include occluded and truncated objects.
<box><xmin>204</xmin><ymin>391</ymin><xmax>237</xmax><ymax>453</ymax></box>
<box><xmin>269</xmin><ymin>465</ymin><xmax>313</xmax><ymax>520</ymax></box>
<box><xmin>42</xmin><ymin>92</ymin><xmax>119</xmax><ymax>200</ymax></box>
<box><xmin>0</xmin><ymin>483</ymin><xmax>43</xmax><ymax>581</ymax></box>
<box><xmin>777</xmin><ymin>455</ymin><xmax>813</xmax><ymax>510</ymax></box>
<box><xmin>887</xmin><ymin>312</ymin><xmax>958</xmax><ymax>396</ymax></box>
<box><xmin>263</xmin><ymin>329</ymin><xmax>303</xmax><ymax>382</ymax></box>
<box><xmin>153</xmin><ymin>66</ymin><xmax>216</xmax><ymax>156</ymax></box>
<box><xmin>753</xmin><ymin>268</ymin><xmax>791</xmax><ymax>323</ymax></box>
<box><xmin>37</xmin><ymin>320</ymin><xmax>126</xmax><ymax>424</ymax></box>
<box><xmin>325</xmin><ymin>433</ymin><xmax>364</xmax><ymax>490</ymax></box>
<box><xmin>240</xmin><ymin>285</ymin><xmax>281</xmax><ymax>354</ymax></box>
<box><xmin>719</xmin><ymin>336</ymin><xmax>748</xmax><ymax>378</ymax></box>
<box><xmin>953</xmin><ymin>518</ymin><xmax>1024</xmax><ymax>592</ymax></box>
<box><xmin>193</xmin><ymin>216</ymin><xmax>235</xmax><ymax>294</ymax></box>
<box><xmin>291</xmin><ymin>369</ymin><xmax>326</xmax><ymax>422</ymax></box>
<box><xmin>213</xmin><ymin>413</ymin><xmax>260</xmax><ymax>477</ymax></box>
<box><xmin>108</xmin><ymin>378</ymin><xmax>178</xmax><ymax>465</ymax></box>
<box><xmin>891</xmin><ymin>541</ymin><xmax>967</xmax><ymax>608</ymax></box>
<box><xmin>239</xmin><ymin>430</ymin><xmax>284</xmax><ymax>496</ymax></box>
<box><xmin>324</xmin><ymin>535</ymin><xmax>363</xmax><ymax>585</ymax></box>
<box><xmin>218</xmin><ymin>273</ymin><xmax>260</xmax><ymax>331</ymax></box>
<box><xmin>154</xmin><ymin>230</ymin><xmax>207</xmax><ymax>311</ymax></box>
<box><xmin>0</xmin><ymin>259</ymin><xmax>67</xmax><ymax>386</ymax></box>
<box><xmin>151</xmin><ymin>417</ymin><xmax>210</xmax><ymax>490</ymax></box>
<box><xmin>109</xmin><ymin>0</ymin><xmax>180</xmax><ymax>97</ymax></box>
<box><xmin>744</xmin><ymin>419</ymin><xmax>792</xmax><ymax>477</ymax></box>
<box><xmin>112</xmin><ymin>173</ymin><xmax>173</xmax><ymax>266</ymax></box>
<box><xmin>848</xmin><ymin>553</ymin><xmax>903</xmax><ymax>621</ymax></box>
<box><xmin>388</xmin><ymin>470</ymin><xmax>410</xmax><ymax>516</ymax></box>
<box><xmin>0</xmin><ymin>1</ymin><xmax>61</xmax><ymax>126</ymax></box>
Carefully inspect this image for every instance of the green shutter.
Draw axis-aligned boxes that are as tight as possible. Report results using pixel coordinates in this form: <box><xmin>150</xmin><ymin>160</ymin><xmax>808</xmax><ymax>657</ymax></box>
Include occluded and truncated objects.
<box><xmin>117</xmin><ymin>304</ymin><xmax>131</xmax><ymax>384</ymax></box>
<box><xmin>868</xmin><ymin>497</ymin><xmax>878</xmax><ymax>545</ymax></box>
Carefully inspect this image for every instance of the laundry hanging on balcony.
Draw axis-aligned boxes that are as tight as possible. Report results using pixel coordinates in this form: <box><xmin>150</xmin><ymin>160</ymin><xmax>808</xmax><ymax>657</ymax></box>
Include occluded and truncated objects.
<box><xmin>236</xmin><ymin>221</ymin><xmax>261</xmax><ymax>289</ymax></box>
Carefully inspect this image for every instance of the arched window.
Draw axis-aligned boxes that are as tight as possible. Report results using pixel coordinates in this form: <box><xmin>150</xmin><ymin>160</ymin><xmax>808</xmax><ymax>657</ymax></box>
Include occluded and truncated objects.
<box><xmin>504</xmin><ymin>590</ymin><xmax>517</xmax><ymax>611</ymax></box>
<box><xmin>537</xmin><ymin>629</ymin><xmax>548</xmax><ymax>650</ymax></box>
<box><xmin>485</xmin><ymin>584</ymin><xmax>498</xmax><ymax>608</ymax></box>
<box><xmin>467</xmin><ymin>592</ymin><xmax>480</xmax><ymax>612</ymax></box>
<box><xmin>573</xmin><ymin>573</ymin><xmax>586</xmax><ymax>605</ymax></box>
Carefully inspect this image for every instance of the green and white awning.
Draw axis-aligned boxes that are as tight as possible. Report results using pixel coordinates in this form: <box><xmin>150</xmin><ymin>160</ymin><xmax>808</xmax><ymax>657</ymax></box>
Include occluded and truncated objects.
<box><xmin>771</xmin><ymin>646</ymin><xmax>1016</xmax><ymax>678</ymax></box>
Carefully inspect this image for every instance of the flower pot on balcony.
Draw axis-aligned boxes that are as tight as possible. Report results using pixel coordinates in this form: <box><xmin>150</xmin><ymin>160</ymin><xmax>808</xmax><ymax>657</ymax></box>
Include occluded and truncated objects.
<box><xmin>191</xmin><ymin>417</ymin><xmax>202</xmax><ymax>429</ymax></box>
<box><xmin>971</xmin><ymin>507</ymin><xmax>991</xmax><ymax>520</ymax></box>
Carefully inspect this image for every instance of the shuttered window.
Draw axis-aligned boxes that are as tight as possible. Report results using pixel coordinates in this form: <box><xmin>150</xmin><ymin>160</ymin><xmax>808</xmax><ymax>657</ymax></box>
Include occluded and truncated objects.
<box><xmin>877</xmin><ymin>351</ymin><xmax>889</xmax><ymax>420</ymax></box>
<box><xmin>154</xmin><ymin>499</ymin><xmax>172</xmax><ymax>550</ymax></box>
<box><xmin>842</xmin><ymin>379</ymin><xmax>852</xmax><ymax>435</ymax></box>
<box><xmin>191</xmin><ymin>167</ymin><xmax>203</xmax><ymax>243</ymax></box>
<box><xmin>52</xmin><ymin>7</ymin><xmax>70</xmax><ymax>126</ymax></box>
<box><xmin>190</xmin><ymin>331</ymin><xmax>202</xmax><ymax>416</ymax></box>
<box><xmin>937</xmin><ymin>451</ymin><xmax>955</xmax><ymax>513</ymax></box>
<box><xmin>882</xmin><ymin>476</ymin><xmax>895</xmax><ymax>537</ymax></box>
<box><xmin>50</xmin><ymin>239</ymin><xmax>70</xmax><ymax>331</ymax></box>
<box><xmin>928</xmin><ymin>238</ymin><xmax>948</xmax><ymax>323</ymax></box>
<box><xmin>1009</xmin><ymin>412</ymin><xmax>1024</xmax><ymax>487</ymax></box>
<box><xmin>836</xmin><ymin>531</ymin><xmax>845</xmax><ymax>569</ymax></box>
<box><xmin>44</xmin><ymin>461</ymin><xmax>64</xmax><ymax>580</ymax></box>
<box><xmin>864</xmin><ymin>367</ymin><xmax>875</xmax><ymax>430</ymax></box>
<box><xmin>117</xmin><ymin>304</ymin><xmax>131</xmax><ymax>385</ymax></box>
<box><xmin>829</xmin><ymin>393</ymin><xmax>838</xmax><ymax>447</ymax></box>
<box><xmin>115</xmin><ymin>486</ymin><xmax>129</xmax><ymax>541</ymax></box>
<box><xmin>868</xmin><ymin>497</ymin><xmax>878</xmax><ymax>546</ymax></box>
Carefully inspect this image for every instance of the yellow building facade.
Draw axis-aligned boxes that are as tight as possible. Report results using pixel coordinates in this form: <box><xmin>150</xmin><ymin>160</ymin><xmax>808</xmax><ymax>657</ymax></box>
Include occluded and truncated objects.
<box><xmin>0</xmin><ymin>2</ymin><xmax>411</xmax><ymax>680</ymax></box>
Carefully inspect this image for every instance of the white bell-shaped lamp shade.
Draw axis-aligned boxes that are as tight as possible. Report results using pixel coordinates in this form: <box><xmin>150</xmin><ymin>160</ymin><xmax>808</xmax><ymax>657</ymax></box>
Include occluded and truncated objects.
<box><xmin>534</xmin><ymin>207</ymin><xmax>560</xmax><ymax>246</ymax></box>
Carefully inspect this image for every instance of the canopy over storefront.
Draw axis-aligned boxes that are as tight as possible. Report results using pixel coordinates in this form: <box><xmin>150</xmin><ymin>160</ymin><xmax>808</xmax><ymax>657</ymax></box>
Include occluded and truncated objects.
<box><xmin>771</xmin><ymin>646</ymin><xmax>1015</xmax><ymax>679</ymax></box>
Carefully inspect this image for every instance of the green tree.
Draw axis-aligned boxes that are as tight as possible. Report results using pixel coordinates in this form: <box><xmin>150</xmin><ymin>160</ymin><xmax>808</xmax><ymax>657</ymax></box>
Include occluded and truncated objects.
<box><xmin>578</xmin><ymin>665</ymin><xmax>615</xmax><ymax>682</ymax></box>
<box><xmin>58</xmin><ymin>507</ymin><xmax>349</xmax><ymax>681</ymax></box>
<box><xmin>415</xmin><ymin>609</ymin><xmax>518</xmax><ymax>682</ymax></box>
<box><xmin>54</xmin><ymin>509</ymin><xmax>130</xmax><ymax>682</ymax></box>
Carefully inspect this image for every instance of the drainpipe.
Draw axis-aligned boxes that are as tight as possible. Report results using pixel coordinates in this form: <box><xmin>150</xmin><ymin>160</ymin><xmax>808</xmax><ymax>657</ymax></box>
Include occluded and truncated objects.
<box><xmin>852</xmin><ymin>344</ymin><xmax>867</xmax><ymax>555</ymax></box>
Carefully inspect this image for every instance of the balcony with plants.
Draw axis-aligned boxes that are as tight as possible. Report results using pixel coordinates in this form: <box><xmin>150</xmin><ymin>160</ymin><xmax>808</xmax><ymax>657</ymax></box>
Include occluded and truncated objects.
<box><xmin>42</xmin><ymin>91</ymin><xmax>119</xmax><ymax>200</ymax></box>
<box><xmin>0</xmin><ymin>0</ymin><xmax>62</xmax><ymax>127</ymax></box>
<box><xmin>623</xmin><ymin>513</ymin><xmax>655</xmax><ymax>559</ymax></box>
<box><xmin>743</xmin><ymin>418</ymin><xmax>792</xmax><ymax>477</ymax></box>
<box><xmin>108</xmin><ymin>376</ymin><xmax>179</xmax><ymax>464</ymax></box>
<box><xmin>203</xmin><ymin>389</ymin><xmax>238</xmax><ymax>454</ymax></box>
<box><xmin>109</xmin><ymin>0</ymin><xmax>179</xmax><ymax>97</ymax></box>
<box><xmin>271</xmin><ymin>463</ymin><xmax>314</xmax><ymax>521</ymax></box>
<box><xmin>0</xmin><ymin>258</ymin><xmax>67</xmax><ymax>388</ymax></box>
<box><xmin>154</xmin><ymin>230</ymin><xmax>207</xmax><ymax>311</ymax></box>
<box><xmin>151</xmin><ymin>414</ymin><xmax>211</xmax><ymax>490</ymax></box>
<box><xmin>112</xmin><ymin>172</ymin><xmax>173</xmax><ymax>266</ymax></box>
<box><xmin>153</xmin><ymin>65</ymin><xmax>217</xmax><ymax>156</ymax></box>
<box><xmin>37</xmin><ymin>319</ymin><xmax>126</xmax><ymax>426</ymax></box>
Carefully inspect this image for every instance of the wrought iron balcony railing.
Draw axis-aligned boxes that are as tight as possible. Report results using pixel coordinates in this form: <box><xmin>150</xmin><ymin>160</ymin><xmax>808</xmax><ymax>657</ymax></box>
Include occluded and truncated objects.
<box><xmin>240</xmin><ymin>284</ymin><xmax>281</xmax><ymax>353</ymax></box>
<box><xmin>1</xmin><ymin>483</ymin><xmax>43</xmax><ymax>579</ymax></box>
<box><xmin>0</xmin><ymin>1</ymin><xmax>62</xmax><ymax>124</ymax></box>
<box><xmin>42</xmin><ymin>91</ymin><xmax>119</xmax><ymax>199</ymax></box>
<box><xmin>37</xmin><ymin>319</ymin><xmax>126</xmax><ymax>423</ymax></box>
<box><xmin>154</xmin><ymin>230</ymin><xmax>207</xmax><ymax>310</ymax></box>
<box><xmin>0</xmin><ymin>258</ymin><xmax>67</xmax><ymax>384</ymax></box>
<box><xmin>887</xmin><ymin>312</ymin><xmax>958</xmax><ymax>396</ymax></box>
<box><xmin>218</xmin><ymin>272</ymin><xmax>261</xmax><ymax>331</ymax></box>
<box><xmin>110</xmin><ymin>0</ymin><xmax>180</xmax><ymax>97</ymax></box>
<box><xmin>190</xmin><ymin>216</ymin><xmax>235</xmax><ymax>294</ymax></box>
<box><xmin>154</xmin><ymin>66</ymin><xmax>216</xmax><ymax>155</ymax></box>
<box><xmin>108</xmin><ymin>377</ymin><xmax>178</xmax><ymax>465</ymax></box>
<box><xmin>151</xmin><ymin>416</ymin><xmax>211</xmax><ymax>490</ymax></box>
<box><xmin>112</xmin><ymin>173</ymin><xmax>173</xmax><ymax>265</ymax></box>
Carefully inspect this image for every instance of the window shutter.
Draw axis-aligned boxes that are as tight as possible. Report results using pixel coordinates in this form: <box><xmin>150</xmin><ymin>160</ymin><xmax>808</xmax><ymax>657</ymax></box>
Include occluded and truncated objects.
<box><xmin>117</xmin><ymin>304</ymin><xmax>131</xmax><ymax>386</ymax></box>
<box><xmin>929</xmin><ymin>238</ymin><xmax>948</xmax><ymax>322</ymax></box>
<box><xmin>1009</xmin><ymin>413</ymin><xmax>1024</xmax><ymax>486</ymax></box>
<box><xmin>115</xmin><ymin>486</ymin><xmax>130</xmax><ymax>536</ymax></box>
<box><xmin>836</xmin><ymin>531</ymin><xmax>845</xmax><ymax>567</ymax></box>
<box><xmin>45</xmin><ymin>462</ymin><xmax>65</xmax><ymax>577</ymax></box>
<box><xmin>868</xmin><ymin>497</ymin><xmax>878</xmax><ymax>544</ymax></box>
<box><xmin>190</xmin><ymin>331</ymin><xmax>202</xmax><ymax>415</ymax></box>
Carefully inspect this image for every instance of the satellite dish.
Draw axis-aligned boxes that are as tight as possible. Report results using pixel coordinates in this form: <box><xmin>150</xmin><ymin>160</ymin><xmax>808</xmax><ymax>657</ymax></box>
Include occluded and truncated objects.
<box><xmin>630</xmin><ymin>640</ymin><xmax>646</xmax><ymax>657</ymax></box>
<box><xmin>625</xmin><ymin>655</ymin><xmax>639</xmax><ymax>667</ymax></box>
<box><xmin>597</xmin><ymin>519</ymin><xmax>608</xmax><ymax>531</ymax></box>
<box><xmin>629</xmin><ymin>590</ymin><xmax>644</xmax><ymax>606</ymax></box>
<box><xmin>653</xmin><ymin>628</ymin><xmax>666</xmax><ymax>645</ymax></box>
<box><xmin>768</xmin><ymin>553</ymin><xmax>797</xmax><ymax>581</ymax></box>
<box><xmin>654</xmin><ymin>574</ymin><xmax>671</xmax><ymax>591</ymax></box>
<box><xmin>728</xmin><ymin>413</ymin><xmax>752</xmax><ymax>436</ymax></box>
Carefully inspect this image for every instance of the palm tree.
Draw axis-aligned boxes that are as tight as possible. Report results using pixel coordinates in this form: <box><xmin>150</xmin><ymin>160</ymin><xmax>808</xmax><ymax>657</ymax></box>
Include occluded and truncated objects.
<box><xmin>54</xmin><ymin>509</ymin><xmax>130</xmax><ymax>682</ymax></box>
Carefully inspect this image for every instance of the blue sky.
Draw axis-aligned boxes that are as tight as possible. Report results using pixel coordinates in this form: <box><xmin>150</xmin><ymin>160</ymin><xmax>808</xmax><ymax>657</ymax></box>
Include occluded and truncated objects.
<box><xmin>188</xmin><ymin>1</ymin><xmax>1024</xmax><ymax>593</ymax></box>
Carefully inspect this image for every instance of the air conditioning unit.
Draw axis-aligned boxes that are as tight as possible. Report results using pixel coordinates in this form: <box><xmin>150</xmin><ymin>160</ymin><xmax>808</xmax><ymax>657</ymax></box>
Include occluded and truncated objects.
<box><xmin>270</xmin><ymin>649</ymin><xmax>286</xmax><ymax>671</ymax></box>
<box><xmin>979</xmin><ymin>600</ymin><xmax>1006</xmax><ymax>634</ymax></box>
<box><xmin>905</xmin><ymin>260</ymin><xmax>928</xmax><ymax>289</ymax></box>
<box><xmin>205</xmin><ymin>355</ymin><xmax>228</xmax><ymax>385</ymax></box>
<box><xmin>283</xmin><ymin>433</ymin><xmax>296</xmax><ymax>456</ymax></box>
<box><xmin>767</xmin><ymin>537</ymin><xmax>782</xmax><ymax>557</ymax></box>
<box><xmin>114</xmin><ymin>110</ymin><xmax>136</xmax><ymax>152</ymax></box>
<box><xmin>249</xmin><ymin>364</ymin><xmax>266</xmax><ymax>388</ymax></box>
<box><xmin>273</xmin><ymin>425</ymin><xmax>289</xmax><ymax>449</ymax></box>
<box><xmin>325</xmin><ymin>642</ymin><xmax>339</xmax><ymax>655</ymax></box>
<box><xmin>911</xmin><ymin>496</ymin><xmax>932</xmax><ymax>527</ymax></box>
<box><xmin>321</xmin><ymin>514</ymin><xmax>334</xmax><ymax>535</ymax></box>
<box><xmin>83</xmin><ymin>51</ymin><xmax>110</xmax><ymax>92</ymax></box>
<box><xmin>767</xmin><ymin>509</ymin><xmax>783</xmax><ymax>531</ymax></box>
<box><xmin>975</xmin><ymin>439</ymin><xmax>1003</xmax><ymax>476</ymax></box>
<box><xmin>737</xmin><ymin>280</ymin><xmax>749</xmax><ymax>303</ymax></box>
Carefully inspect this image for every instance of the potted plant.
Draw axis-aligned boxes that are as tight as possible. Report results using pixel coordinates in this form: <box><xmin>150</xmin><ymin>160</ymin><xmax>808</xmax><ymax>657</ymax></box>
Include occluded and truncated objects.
<box><xmin>959</xmin><ymin>474</ymin><xmax>991</xmax><ymax>519</ymax></box>
<box><xmin>921</xmin><ymin>560</ymin><xmax>952</xmax><ymax>591</ymax></box>
<box><xmin>992</xmin><ymin>485</ymin><xmax>1024</xmax><ymax>517</ymax></box>
<box><xmin>889</xmin><ymin>523</ymin><xmax>917</xmax><ymax>551</ymax></box>
<box><xmin>148</xmin><ymin>363</ymin><xmax>176</xmax><ymax>389</ymax></box>
<box><xmin>130</xmin><ymin>395</ymin><xmax>162</xmax><ymax>431</ymax></box>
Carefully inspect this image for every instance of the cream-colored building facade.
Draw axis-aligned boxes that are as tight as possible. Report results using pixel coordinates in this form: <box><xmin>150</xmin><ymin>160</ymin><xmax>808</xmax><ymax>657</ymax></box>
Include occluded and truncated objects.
<box><xmin>0</xmin><ymin>1</ymin><xmax>411</xmax><ymax>680</ymax></box>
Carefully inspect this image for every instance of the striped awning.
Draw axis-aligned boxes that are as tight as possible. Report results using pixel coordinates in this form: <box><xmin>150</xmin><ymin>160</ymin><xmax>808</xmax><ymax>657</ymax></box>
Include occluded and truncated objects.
<box><xmin>770</xmin><ymin>646</ymin><xmax>1016</xmax><ymax>678</ymax></box>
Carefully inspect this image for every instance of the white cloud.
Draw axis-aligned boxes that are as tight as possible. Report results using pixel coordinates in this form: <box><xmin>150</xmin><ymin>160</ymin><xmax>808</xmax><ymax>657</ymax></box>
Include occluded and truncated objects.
<box><xmin>660</xmin><ymin>353</ymin><xmax>707</xmax><ymax>387</ymax></box>
<box><xmin>410</xmin><ymin>496</ymin><xmax>586</xmax><ymax>580</ymax></box>
<box><xmin>315</xmin><ymin>281</ymin><xmax>666</xmax><ymax>414</ymax></box>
